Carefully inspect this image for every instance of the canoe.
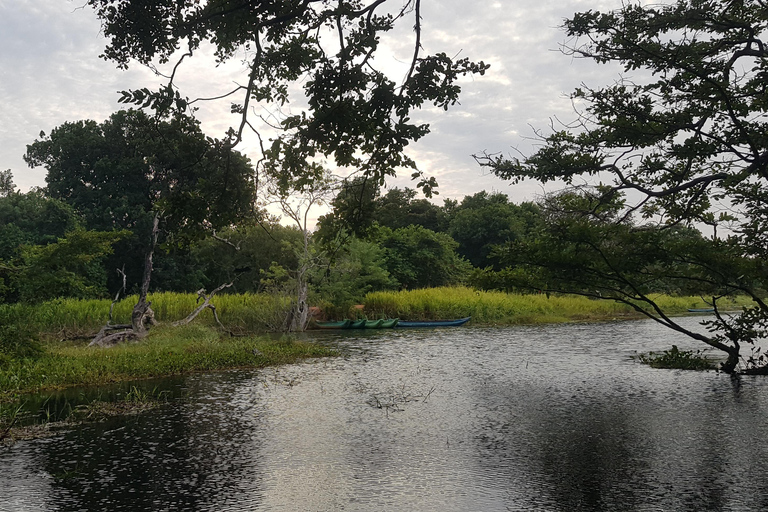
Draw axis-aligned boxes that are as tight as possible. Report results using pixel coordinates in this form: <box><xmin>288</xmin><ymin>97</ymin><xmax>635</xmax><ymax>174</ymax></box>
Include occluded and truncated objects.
<box><xmin>397</xmin><ymin>317</ymin><xmax>471</xmax><ymax>328</ymax></box>
<box><xmin>688</xmin><ymin>308</ymin><xmax>715</xmax><ymax>313</ymax></box>
<box><xmin>314</xmin><ymin>319</ymin><xmax>352</xmax><ymax>329</ymax></box>
<box><xmin>314</xmin><ymin>318</ymin><xmax>398</xmax><ymax>329</ymax></box>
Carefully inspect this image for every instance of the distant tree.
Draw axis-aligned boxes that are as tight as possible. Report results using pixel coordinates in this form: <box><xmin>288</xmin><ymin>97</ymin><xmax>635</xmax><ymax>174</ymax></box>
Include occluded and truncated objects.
<box><xmin>312</xmin><ymin>237</ymin><xmax>397</xmax><ymax>316</ymax></box>
<box><xmin>447</xmin><ymin>192</ymin><xmax>541</xmax><ymax>268</ymax></box>
<box><xmin>374</xmin><ymin>225</ymin><xmax>471</xmax><ymax>289</ymax></box>
<box><xmin>17</xmin><ymin>229</ymin><xmax>127</xmax><ymax>303</ymax></box>
<box><xmin>0</xmin><ymin>189</ymin><xmax>85</xmax><ymax>303</ymax></box>
<box><xmin>26</xmin><ymin>109</ymin><xmax>257</xmax><ymax>344</ymax></box>
<box><xmin>477</xmin><ymin>0</ymin><xmax>768</xmax><ymax>373</ymax></box>
<box><xmin>190</xmin><ymin>222</ymin><xmax>303</xmax><ymax>295</ymax></box>
<box><xmin>0</xmin><ymin>190</ymin><xmax>80</xmax><ymax>257</ymax></box>
<box><xmin>0</xmin><ymin>170</ymin><xmax>15</xmax><ymax>197</ymax></box>
<box><xmin>375</xmin><ymin>187</ymin><xmax>447</xmax><ymax>232</ymax></box>
<box><xmin>316</xmin><ymin>176</ymin><xmax>380</xmax><ymax>242</ymax></box>
<box><xmin>316</xmin><ymin>180</ymin><xmax>447</xmax><ymax>246</ymax></box>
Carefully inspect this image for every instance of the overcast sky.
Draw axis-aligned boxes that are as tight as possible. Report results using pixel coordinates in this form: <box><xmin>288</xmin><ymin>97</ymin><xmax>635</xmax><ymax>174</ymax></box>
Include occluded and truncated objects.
<box><xmin>0</xmin><ymin>0</ymin><xmax>628</xmax><ymax>208</ymax></box>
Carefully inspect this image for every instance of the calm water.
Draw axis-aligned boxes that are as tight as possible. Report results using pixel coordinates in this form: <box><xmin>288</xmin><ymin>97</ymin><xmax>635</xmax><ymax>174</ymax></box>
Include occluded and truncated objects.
<box><xmin>3</xmin><ymin>318</ymin><xmax>768</xmax><ymax>511</ymax></box>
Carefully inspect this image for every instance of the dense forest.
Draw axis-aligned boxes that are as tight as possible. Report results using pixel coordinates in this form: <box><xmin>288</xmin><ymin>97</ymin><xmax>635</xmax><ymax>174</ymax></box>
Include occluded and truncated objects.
<box><xmin>1</xmin><ymin>135</ymin><xmax>715</xmax><ymax>319</ymax></box>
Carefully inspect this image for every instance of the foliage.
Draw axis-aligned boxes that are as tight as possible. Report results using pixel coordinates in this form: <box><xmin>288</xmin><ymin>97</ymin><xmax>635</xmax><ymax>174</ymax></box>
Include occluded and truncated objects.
<box><xmin>375</xmin><ymin>187</ymin><xmax>448</xmax><ymax>233</ymax></box>
<box><xmin>0</xmin><ymin>189</ymin><xmax>81</xmax><ymax>258</ymax></box>
<box><xmin>635</xmin><ymin>345</ymin><xmax>717</xmax><ymax>371</ymax></box>
<box><xmin>0</xmin><ymin>170</ymin><xmax>15</xmax><ymax>197</ymax></box>
<box><xmin>447</xmin><ymin>192</ymin><xmax>542</xmax><ymax>268</ymax></box>
<box><xmin>373</xmin><ymin>225</ymin><xmax>471</xmax><ymax>289</ymax></box>
<box><xmin>0</xmin><ymin>324</ymin><xmax>43</xmax><ymax>364</ymax></box>
<box><xmin>316</xmin><ymin>177</ymin><xmax>380</xmax><ymax>241</ymax></box>
<box><xmin>16</xmin><ymin>229</ymin><xmax>127</xmax><ymax>303</ymax></box>
<box><xmin>87</xmin><ymin>0</ymin><xmax>488</xmax><ymax>195</ymax></box>
<box><xmin>477</xmin><ymin>0</ymin><xmax>768</xmax><ymax>373</ymax></box>
<box><xmin>25</xmin><ymin>109</ymin><xmax>257</xmax><ymax>293</ymax></box>
<box><xmin>312</xmin><ymin>237</ymin><xmax>397</xmax><ymax>316</ymax></box>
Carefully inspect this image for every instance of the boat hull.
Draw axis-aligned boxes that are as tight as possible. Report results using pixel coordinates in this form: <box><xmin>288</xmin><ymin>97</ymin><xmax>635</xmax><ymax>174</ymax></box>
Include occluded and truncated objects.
<box><xmin>397</xmin><ymin>317</ymin><xmax>471</xmax><ymax>328</ymax></box>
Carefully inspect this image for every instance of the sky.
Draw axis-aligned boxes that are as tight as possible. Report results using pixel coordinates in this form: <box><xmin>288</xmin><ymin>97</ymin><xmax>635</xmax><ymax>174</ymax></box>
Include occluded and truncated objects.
<box><xmin>0</xmin><ymin>0</ymin><xmax>629</xmax><ymax>210</ymax></box>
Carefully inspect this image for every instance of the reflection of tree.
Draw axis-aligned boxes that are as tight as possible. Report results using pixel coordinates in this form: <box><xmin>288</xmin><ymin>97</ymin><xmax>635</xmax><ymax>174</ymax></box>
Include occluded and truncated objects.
<box><xmin>471</xmin><ymin>372</ymin><xmax>768</xmax><ymax>511</ymax></box>
<box><xmin>39</xmin><ymin>372</ymin><xmax>267</xmax><ymax>511</ymax></box>
<box><xmin>472</xmin><ymin>382</ymin><xmax>650</xmax><ymax>511</ymax></box>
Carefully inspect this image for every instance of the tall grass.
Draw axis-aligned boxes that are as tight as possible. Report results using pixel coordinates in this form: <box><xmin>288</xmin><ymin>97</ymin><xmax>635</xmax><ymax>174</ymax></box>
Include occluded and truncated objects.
<box><xmin>0</xmin><ymin>292</ymin><xmax>292</xmax><ymax>337</ymax></box>
<box><xmin>363</xmin><ymin>287</ymin><xmax>753</xmax><ymax>324</ymax></box>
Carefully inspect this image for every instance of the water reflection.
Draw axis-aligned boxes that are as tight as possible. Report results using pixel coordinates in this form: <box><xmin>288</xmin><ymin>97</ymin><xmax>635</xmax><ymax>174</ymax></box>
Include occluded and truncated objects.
<box><xmin>3</xmin><ymin>318</ymin><xmax>768</xmax><ymax>511</ymax></box>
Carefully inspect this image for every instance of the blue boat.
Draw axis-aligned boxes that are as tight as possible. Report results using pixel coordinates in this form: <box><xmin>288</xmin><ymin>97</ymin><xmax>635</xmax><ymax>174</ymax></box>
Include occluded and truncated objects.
<box><xmin>397</xmin><ymin>317</ymin><xmax>471</xmax><ymax>328</ymax></box>
<box><xmin>687</xmin><ymin>308</ymin><xmax>715</xmax><ymax>313</ymax></box>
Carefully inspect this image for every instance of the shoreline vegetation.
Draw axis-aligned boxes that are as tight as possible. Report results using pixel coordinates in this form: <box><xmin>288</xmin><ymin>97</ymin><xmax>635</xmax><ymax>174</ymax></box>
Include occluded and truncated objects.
<box><xmin>0</xmin><ymin>287</ymin><xmax>752</xmax><ymax>437</ymax></box>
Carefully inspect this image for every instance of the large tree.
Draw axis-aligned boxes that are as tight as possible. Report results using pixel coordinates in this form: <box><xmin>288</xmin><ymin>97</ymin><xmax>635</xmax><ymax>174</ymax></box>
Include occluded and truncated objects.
<box><xmin>25</xmin><ymin>109</ymin><xmax>257</xmax><ymax>344</ymax></box>
<box><xmin>86</xmin><ymin>0</ymin><xmax>488</xmax><ymax>193</ymax></box>
<box><xmin>478</xmin><ymin>0</ymin><xmax>768</xmax><ymax>373</ymax></box>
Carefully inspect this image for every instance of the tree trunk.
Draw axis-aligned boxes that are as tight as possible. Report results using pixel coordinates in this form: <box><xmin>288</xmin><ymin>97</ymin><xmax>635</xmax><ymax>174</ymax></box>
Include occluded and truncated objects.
<box><xmin>90</xmin><ymin>214</ymin><xmax>159</xmax><ymax>347</ymax></box>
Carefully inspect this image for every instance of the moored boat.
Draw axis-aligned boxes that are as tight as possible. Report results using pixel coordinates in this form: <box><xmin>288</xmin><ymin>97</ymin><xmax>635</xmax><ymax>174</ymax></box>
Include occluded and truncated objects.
<box><xmin>397</xmin><ymin>317</ymin><xmax>471</xmax><ymax>328</ymax></box>
<box><xmin>314</xmin><ymin>319</ymin><xmax>352</xmax><ymax>329</ymax></box>
<box><xmin>687</xmin><ymin>308</ymin><xmax>715</xmax><ymax>313</ymax></box>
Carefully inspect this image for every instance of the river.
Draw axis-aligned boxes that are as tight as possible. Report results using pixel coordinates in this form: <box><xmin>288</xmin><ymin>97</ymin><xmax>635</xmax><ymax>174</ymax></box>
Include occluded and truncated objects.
<box><xmin>2</xmin><ymin>317</ymin><xmax>768</xmax><ymax>511</ymax></box>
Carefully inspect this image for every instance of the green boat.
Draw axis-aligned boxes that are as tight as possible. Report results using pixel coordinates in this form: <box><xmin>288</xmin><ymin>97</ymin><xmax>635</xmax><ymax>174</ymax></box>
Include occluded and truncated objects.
<box><xmin>314</xmin><ymin>319</ymin><xmax>352</xmax><ymax>329</ymax></box>
<box><xmin>313</xmin><ymin>318</ymin><xmax>398</xmax><ymax>329</ymax></box>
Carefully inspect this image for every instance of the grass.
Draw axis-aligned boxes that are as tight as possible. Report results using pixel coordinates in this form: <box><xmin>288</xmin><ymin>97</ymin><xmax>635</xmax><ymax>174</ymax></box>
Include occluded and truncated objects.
<box><xmin>0</xmin><ymin>292</ymin><xmax>292</xmax><ymax>339</ymax></box>
<box><xmin>0</xmin><ymin>324</ymin><xmax>335</xmax><ymax>403</ymax></box>
<box><xmin>363</xmin><ymin>287</ymin><xmax>751</xmax><ymax>324</ymax></box>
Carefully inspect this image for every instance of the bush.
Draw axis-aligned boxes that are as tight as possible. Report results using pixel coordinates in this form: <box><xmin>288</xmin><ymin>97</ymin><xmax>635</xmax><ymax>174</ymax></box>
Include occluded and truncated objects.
<box><xmin>635</xmin><ymin>345</ymin><xmax>716</xmax><ymax>371</ymax></box>
<box><xmin>0</xmin><ymin>324</ymin><xmax>43</xmax><ymax>362</ymax></box>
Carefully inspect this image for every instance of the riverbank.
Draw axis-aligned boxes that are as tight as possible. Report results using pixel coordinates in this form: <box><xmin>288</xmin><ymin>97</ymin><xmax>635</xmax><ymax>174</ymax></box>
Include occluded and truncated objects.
<box><xmin>0</xmin><ymin>324</ymin><xmax>335</xmax><ymax>404</ymax></box>
<box><xmin>0</xmin><ymin>288</ymin><xmax>751</xmax><ymax>405</ymax></box>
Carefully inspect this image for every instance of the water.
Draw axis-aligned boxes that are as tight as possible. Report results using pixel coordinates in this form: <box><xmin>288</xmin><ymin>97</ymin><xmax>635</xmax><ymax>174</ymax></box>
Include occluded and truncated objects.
<box><xmin>3</xmin><ymin>318</ymin><xmax>768</xmax><ymax>511</ymax></box>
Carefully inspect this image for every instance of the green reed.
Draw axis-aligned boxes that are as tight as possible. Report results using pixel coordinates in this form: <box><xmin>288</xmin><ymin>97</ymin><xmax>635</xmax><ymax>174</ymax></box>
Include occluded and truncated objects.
<box><xmin>363</xmin><ymin>287</ymin><xmax>752</xmax><ymax>324</ymax></box>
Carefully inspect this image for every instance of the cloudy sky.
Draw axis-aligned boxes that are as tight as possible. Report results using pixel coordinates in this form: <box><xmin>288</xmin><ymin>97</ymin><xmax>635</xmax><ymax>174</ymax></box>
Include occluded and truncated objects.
<box><xmin>0</xmin><ymin>0</ymin><xmax>628</xmax><ymax>208</ymax></box>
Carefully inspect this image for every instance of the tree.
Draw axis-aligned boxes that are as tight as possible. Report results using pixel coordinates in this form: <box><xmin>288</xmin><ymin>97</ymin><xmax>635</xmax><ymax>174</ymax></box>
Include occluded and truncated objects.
<box><xmin>0</xmin><ymin>188</ymin><xmax>85</xmax><ymax>303</ymax></box>
<box><xmin>446</xmin><ymin>192</ymin><xmax>541</xmax><ymax>269</ymax></box>
<box><xmin>0</xmin><ymin>170</ymin><xmax>15</xmax><ymax>197</ymax></box>
<box><xmin>311</xmin><ymin>237</ymin><xmax>397</xmax><ymax>315</ymax></box>
<box><xmin>26</xmin><ymin>109</ymin><xmax>257</xmax><ymax>344</ymax></box>
<box><xmin>86</xmin><ymin>0</ymin><xmax>488</xmax><ymax>193</ymax></box>
<box><xmin>17</xmin><ymin>229</ymin><xmax>127</xmax><ymax>303</ymax></box>
<box><xmin>374</xmin><ymin>187</ymin><xmax>447</xmax><ymax>232</ymax></box>
<box><xmin>315</xmin><ymin>176</ymin><xmax>380</xmax><ymax>242</ymax></box>
<box><xmin>374</xmin><ymin>224</ymin><xmax>471</xmax><ymax>289</ymax></box>
<box><xmin>263</xmin><ymin>164</ymin><xmax>336</xmax><ymax>331</ymax></box>
<box><xmin>478</xmin><ymin>0</ymin><xmax>768</xmax><ymax>373</ymax></box>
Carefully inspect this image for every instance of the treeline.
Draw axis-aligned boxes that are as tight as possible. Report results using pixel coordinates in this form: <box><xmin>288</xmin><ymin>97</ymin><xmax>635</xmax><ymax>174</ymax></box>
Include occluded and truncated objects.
<box><xmin>0</xmin><ymin>165</ymin><xmax>543</xmax><ymax>310</ymax></box>
<box><xmin>1</xmin><ymin>109</ymin><xmax>721</xmax><ymax>319</ymax></box>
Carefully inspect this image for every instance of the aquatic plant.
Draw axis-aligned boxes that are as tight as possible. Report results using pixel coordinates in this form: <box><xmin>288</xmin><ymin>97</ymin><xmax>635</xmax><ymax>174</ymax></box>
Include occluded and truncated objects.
<box><xmin>635</xmin><ymin>345</ymin><xmax>717</xmax><ymax>371</ymax></box>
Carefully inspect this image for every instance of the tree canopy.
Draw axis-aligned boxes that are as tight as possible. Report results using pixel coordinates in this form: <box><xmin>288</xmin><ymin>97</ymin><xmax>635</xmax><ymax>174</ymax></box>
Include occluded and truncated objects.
<box><xmin>478</xmin><ymin>0</ymin><xmax>768</xmax><ymax>373</ymax></box>
<box><xmin>25</xmin><ymin>109</ymin><xmax>257</xmax><ymax>292</ymax></box>
<box><xmin>87</xmin><ymin>0</ymin><xmax>488</xmax><ymax>194</ymax></box>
